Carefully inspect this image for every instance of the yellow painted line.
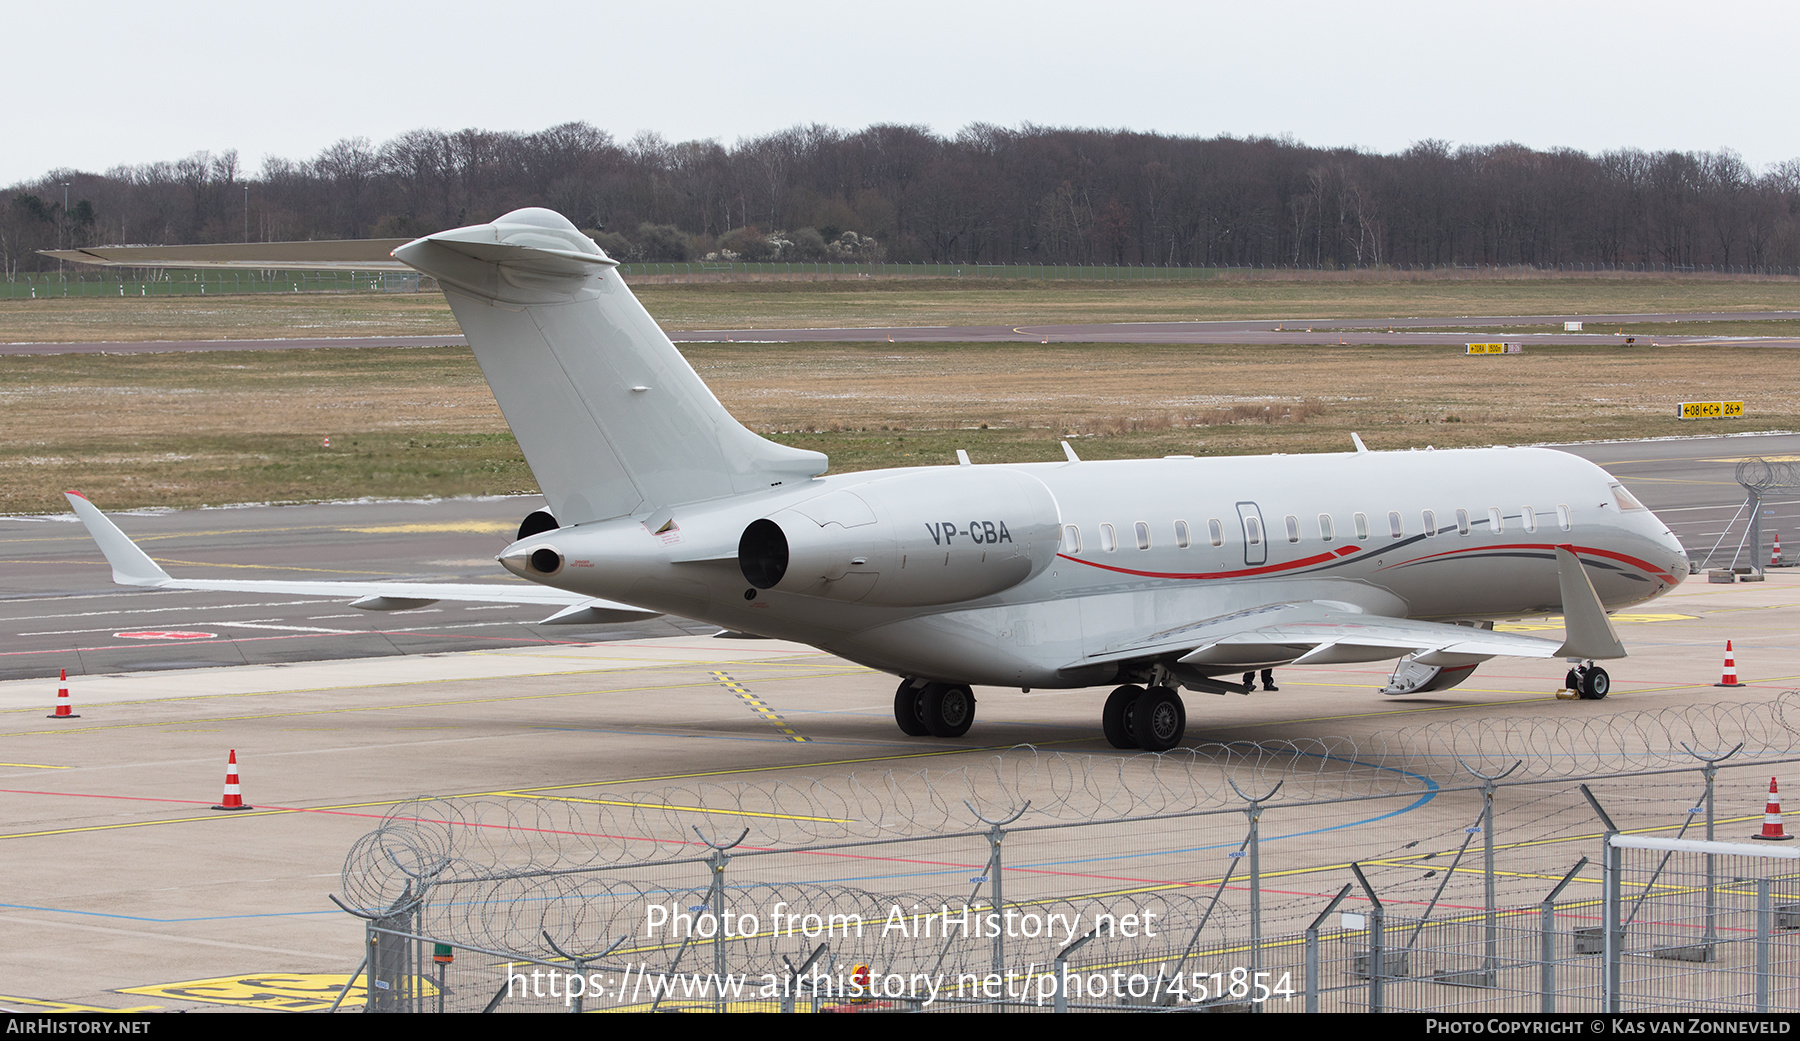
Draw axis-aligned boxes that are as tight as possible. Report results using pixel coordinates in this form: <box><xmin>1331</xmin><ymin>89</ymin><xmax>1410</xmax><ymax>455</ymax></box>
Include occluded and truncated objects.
<box><xmin>0</xmin><ymin>762</ymin><xmax>66</xmax><ymax>769</ymax></box>
<box><xmin>341</xmin><ymin>522</ymin><xmax>515</xmax><ymax>534</ymax></box>
<box><xmin>714</xmin><ymin>669</ymin><xmax>808</xmax><ymax>742</ymax></box>
<box><xmin>0</xmin><ymin>995</ymin><xmax>161</xmax><ymax>1013</ymax></box>
<box><xmin>507</xmin><ymin>792</ymin><xmax>852</xmax><ymax>823</ymax></box>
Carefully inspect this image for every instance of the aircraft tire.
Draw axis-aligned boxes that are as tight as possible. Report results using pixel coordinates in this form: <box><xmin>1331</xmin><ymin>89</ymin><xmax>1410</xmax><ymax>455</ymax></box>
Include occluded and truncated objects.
<box><xmin>1103</xmin><ymin>685</ymin><xmax>1143</xmax><ymax>749</ymax></box>
<box><xmin>921</xmin><ymin>683</ymin><xmax>975</xmax><ymax>738</ymax></box>
<box><xmin>1565</xmin><ymin>669</ymin><xmax>1580</xmax><ymax>691</ymax></box>
<box><xmin>1133</xmin><ymin>685</ymin><xmax>1186</xmax><ymax>752</ymax></box>
<box><xmin>1579</xmin><ymin>667</ymin><xmax>1610</xmax><ymax>700</ymax></box>
<box><xmin>895</xmin><ymin>681</ymin><xmax>931</xmax><ymax>736</ymax></box>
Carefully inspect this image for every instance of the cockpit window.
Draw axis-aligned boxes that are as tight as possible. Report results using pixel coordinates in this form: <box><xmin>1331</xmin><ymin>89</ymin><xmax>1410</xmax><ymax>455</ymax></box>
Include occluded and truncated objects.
<box><xmin>1611</xmin><ymin>483</ymin><xmax>1646</xmax><ymax>511</ymax></box>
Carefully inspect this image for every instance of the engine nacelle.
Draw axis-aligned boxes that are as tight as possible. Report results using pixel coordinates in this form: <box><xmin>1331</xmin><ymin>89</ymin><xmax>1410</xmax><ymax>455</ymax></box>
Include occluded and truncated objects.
<box><xmin>739</xmin><ymin>467</ymin><xmax>1062</xmax><ymax>607</ymax></box>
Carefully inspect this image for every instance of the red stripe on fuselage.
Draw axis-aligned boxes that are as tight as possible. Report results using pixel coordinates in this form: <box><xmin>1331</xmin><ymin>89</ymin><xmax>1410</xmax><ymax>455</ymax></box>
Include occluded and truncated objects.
<box><xmin>1057</xmin><ymin>544</ymin><xmax>1359</xmax><ymax>581</ymax></box>
<box><xmin>1381</xmin><ymin>542</ymin><xmax>1676</xmax><ymax>584</ymax></box>
<box><xmin>1057</xmin><ymin>540</ymin><xmax>1672</xmax><ymax>584</ymax></box>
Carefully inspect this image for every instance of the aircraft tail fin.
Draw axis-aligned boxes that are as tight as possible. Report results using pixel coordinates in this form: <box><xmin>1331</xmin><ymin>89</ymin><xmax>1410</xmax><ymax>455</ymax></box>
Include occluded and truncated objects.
<box><xmin>394</xmin><ymin>209</ymin><xmax>826</xmax><ymax>527</ymax></box>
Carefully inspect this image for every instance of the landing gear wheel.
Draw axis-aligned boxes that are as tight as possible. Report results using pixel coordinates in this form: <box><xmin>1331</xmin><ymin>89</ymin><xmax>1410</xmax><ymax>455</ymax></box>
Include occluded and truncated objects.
<box><xmin>920</xmin><ymin>683</ymin><xmax>975</xmax><ymax>737</ymax></box>
<box><xmin>1565</xmin><ymin>669</ymin><xmax>1580</xmax><ymax>691</ymax></box>
<box><xmin>1103</xmin><ymin>684</ymin><xmax>1144</xmax><ymax>749</ymax></box>
<box><xmin>894</xmin><ymin>681</ymin><xmax>930</xmax><ymax>736</ymax></box>
<box><xmin>1132</xmin><ymin>685</ymin><xmax>1187</xmax><ymax>752</ymax></box>
<box><xmin>1579</xmin><ymin>666</ymin><xmax>1610</xmax><ymax>700</ymax></box>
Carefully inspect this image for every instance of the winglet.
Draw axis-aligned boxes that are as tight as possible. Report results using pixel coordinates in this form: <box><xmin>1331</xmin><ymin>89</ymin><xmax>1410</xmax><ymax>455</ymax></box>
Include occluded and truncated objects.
<box><xmin>1553</xmin><ymin>545</ymin><xmax>1627</xmax><ymax>660</ymax></box>
<box><xmin>64</xmin><ymin>492</ymin><xmax>172</xmax><ymax>587</ymax></box>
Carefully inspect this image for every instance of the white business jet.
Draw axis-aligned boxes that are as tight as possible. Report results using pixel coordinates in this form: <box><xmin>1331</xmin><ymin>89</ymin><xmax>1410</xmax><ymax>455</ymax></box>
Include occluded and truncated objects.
<box><xmin>60</xmin><ymin>209</ymin><xmax>1689</xmax><ymax>751</ymax></box>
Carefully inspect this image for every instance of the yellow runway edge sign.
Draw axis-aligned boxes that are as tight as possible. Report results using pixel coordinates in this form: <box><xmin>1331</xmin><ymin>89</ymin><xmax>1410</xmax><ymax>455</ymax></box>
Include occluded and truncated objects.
<box><xmin>1465</xmin><ymin>343</ymin><xmax>1521</xmax><ymax>354</ymax></box>
<box><xmin>1678</xmin><ymin>401</ymin><xmax>1745</xmax><ymax>420</ymax></box>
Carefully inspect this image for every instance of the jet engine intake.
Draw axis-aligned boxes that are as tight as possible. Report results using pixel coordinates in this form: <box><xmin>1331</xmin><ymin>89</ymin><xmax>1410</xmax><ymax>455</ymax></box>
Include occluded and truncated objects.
<box><xmin>738</xmin><ymin>467</ymin><xmax>1062</xmax><ymax>606</ymax></box>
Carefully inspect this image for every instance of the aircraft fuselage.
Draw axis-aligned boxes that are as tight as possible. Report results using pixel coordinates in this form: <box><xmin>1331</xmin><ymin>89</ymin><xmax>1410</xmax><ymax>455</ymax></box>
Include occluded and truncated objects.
<box><xmin>500</xmin><ymin>445</ymin><xmax>1687</xmax><ymax>689</ymax></box>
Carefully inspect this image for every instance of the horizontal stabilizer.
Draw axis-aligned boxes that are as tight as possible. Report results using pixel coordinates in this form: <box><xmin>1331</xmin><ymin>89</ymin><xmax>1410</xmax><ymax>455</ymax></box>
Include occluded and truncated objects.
<box><xmin>66</xmin><ymin>493</ymin><xmax>659</xmax><ymax>621</ymax></box>
<box><xmin>41</xmin><ymin>239</ymin><xmax>411</xmax><ymax>271</ymax></box>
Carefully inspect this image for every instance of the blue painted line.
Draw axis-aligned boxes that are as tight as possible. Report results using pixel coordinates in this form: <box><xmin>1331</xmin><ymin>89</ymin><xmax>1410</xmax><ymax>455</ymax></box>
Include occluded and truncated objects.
<box><xmin>0</xmin><ymin>901</ymin><xmax>336</xmax><ymax>924</ymax></box>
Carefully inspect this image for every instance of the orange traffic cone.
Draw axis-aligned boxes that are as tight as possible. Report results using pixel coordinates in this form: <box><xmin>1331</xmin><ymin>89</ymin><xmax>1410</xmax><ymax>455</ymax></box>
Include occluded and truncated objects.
<box><xmin>46</xmin><ymin>668</ymin><xmax>79</xmax><ymax>719</ymax></box>
<box><xmin>1754</xmin><ymin>777</ymin><xmax>1792</xmax><ymax>841</ymax></box>
<box><xmin>1715</xmin><ymin>641</ymin><xmax>1746</xmax><ymax>688</ymax></box>
<box><xmin>212</xmin><ymin>750</ymin><xmax>253</xmax><ymax>811</ymax></box>
<box><xmin>1773</xmin><ymin>534</ymin><xmax>1782</xmax><ymax>568</ymax></box>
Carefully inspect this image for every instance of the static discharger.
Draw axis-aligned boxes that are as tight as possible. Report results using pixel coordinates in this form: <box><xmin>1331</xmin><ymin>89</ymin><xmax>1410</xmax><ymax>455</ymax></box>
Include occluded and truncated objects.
<box><xmin>212</xmin><ymin>750</ymin><xmax>253</xmax><ymax>811</ymax></box>
<box><xmin>47</xmin><ymin>668</ymin><xmax>79</xmax><ymax>719</ymax></box>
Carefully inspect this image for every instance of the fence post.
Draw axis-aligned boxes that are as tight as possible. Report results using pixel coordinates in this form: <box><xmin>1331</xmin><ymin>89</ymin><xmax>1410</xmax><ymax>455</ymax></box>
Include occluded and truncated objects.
<box><xmin>1539</xmin><ymin>858</ymin><xmax>1588</xmax><ymax>1012</ymax></box>
<box><xmin>1305</xmin><ymin>884</ymin><xmax>1353</xmax><ymax>1013</ymax></box>
<box><xmin>693</xmin><ymin>824</ymin><xmax>749</xmax><ymax>1014</ymax></box>
<box><xmin>1684</xmin><ymin>741</ymin><xmax>1743</xmax><ymax>951</ymax></box>
<box><xmin>966</xmin><ymin>799</ymin><xmax>1028</xmax><ymax>1009</ymax></box>
<box><xmin>1581</xmin><ymin>786</ymin><xmax>1623</xmax><ymax>1012</ymax></box>
<box><xmin>1459</xmin><ymin>758</ymin><xmax>1520</xmax><ymax>984</ymax></box>
<box><xmin>1229</xmin><ymin>777</ymin><xmax>1282</xmax><ymax>984</ymax></box>
<box><xmin>1349</xmin><ymin>863</ymin><xmax>1383</xmax><ymax>1012</ymax></box>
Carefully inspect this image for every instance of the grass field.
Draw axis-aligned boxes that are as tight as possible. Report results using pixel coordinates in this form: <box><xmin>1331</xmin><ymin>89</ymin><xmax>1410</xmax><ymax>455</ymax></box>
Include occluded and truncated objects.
<box><xmin>2</xmin><ymin>338</ymin><xmax>1794</xmax><ymax>513</ymax></box>
<box><xmin>2</xmin><ymin>276</ymin><xmax>1798</xmax><ymax>342</ymax></box>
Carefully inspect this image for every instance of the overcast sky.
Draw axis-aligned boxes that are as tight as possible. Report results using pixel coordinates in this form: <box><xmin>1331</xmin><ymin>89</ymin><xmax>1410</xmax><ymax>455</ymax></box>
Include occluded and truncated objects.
<box><xmin>6</xmin><ymin>0</ymin><xmax>1795</xmax><ymax>187</ymax></box>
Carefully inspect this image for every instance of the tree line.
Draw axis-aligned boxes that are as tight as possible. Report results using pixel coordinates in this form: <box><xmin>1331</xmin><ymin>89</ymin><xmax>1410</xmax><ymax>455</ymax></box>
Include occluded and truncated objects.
<box><xmin>6</xmin><ymin>122</ymin><xmax>1799</xmax><ymax>276</ymax></box>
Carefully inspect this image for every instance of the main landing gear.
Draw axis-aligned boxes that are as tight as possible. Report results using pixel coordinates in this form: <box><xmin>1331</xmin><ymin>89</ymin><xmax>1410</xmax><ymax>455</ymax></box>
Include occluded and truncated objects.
<box><xmin>1102</xmin><ymin>684</ymin><xmax>1187</xmax><ymax>752</ymax></box>
<box><xmin>895</xmin><ymin>679</ymin><xmax>976</xmax><ymax>738</ymax></box>
<box><xmin>1564</xmin><ymin>662</ymin><xmax>1610</xmax><ymax>700</ymax></box>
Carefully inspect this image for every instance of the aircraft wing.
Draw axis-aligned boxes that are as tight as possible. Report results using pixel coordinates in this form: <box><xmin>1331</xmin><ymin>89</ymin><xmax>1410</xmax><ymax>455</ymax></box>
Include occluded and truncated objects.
<box><xmin>1070</xmin><ymin>598</ymin><xmax>1568</xmax><ymax>673</ymax></box>
<box><xmin>64</xmin><ymin>492</ymin><xmax>660</xmax><ymax>624</ymax></box>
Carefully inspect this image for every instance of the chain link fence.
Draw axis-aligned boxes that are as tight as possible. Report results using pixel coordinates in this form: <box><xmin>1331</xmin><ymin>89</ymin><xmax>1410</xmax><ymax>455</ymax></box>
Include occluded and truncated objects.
<box><xmin>331</xmin><ymin>693</ymin><xmax>1800</xmax><ymax>1013</ymax></box>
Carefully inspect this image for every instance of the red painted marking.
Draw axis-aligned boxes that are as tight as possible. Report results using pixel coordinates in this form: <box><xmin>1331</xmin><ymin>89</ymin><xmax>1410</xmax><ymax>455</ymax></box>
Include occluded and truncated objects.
<box><xmin>112</xmin><ymin>630</ymin><xmax>216</xmax><ymax>641</ymax></box>
<box><xmin>1383</xmin><ymin>542</ymin><xmax>1677</xmax><ymax>584</ymax></box>
<box><xmin>1058</xmin><ymin>544</ymin><xmax>1357</xmax><ymax>581</ymax></box>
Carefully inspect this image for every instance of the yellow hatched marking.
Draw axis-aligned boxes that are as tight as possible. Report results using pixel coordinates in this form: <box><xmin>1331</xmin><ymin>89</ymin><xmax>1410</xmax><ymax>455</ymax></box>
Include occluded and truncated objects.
<box><xmin>713</xmin><ymin>670</ymin><xmax>808</xmax><ymax>742</ymax></box>
<box><xmin>118</xmin><ymin>973</ymin><xmax>406</xmax><ymax>1011</ymax></box>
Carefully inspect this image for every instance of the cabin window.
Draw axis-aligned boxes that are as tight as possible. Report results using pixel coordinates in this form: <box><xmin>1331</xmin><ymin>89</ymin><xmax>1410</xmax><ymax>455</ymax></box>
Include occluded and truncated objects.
<box><xmin>1354</xmin><ymin>512</ymin><xmax>1369</xmax><ymax>540</ymax></box>
<box><xmin>1522</xmin><ymin>506</ymin><xmax>1537</xmax><ymax>534</ymax></box>
<box><xmin>1422</xmin><ymin>509</ymin><xmax>1437</xmax><ymax>536</ymax></box>
<box><xmin>1245</xmin><ymin>516</ymin><xmax>1263</xmax><ymax>546</ymax></box>
<box><xmin>1456</xmin><ymin>509</ymin><xmax>1471</xmax><ymax>536</ymax></box>
<box><xmin>1135</xmin><ymin>521</ymin><xmax>1151</xmax><ymax>550</ymax></box>
<box><xmin>1319</xmin><ymin>514</ymin><xmax>1334</xmax><ymax>542</ymax></box>
<box><xmin>1062</xmin><ymin>525</ymin><xmax>1082</xmax><ymax>554</ymax></box>
<box><xmin>1557</xmin><ymin>504</ymin><xmax>1572</xmax><ymax>531</ymax></box>
<box><xmin>1208</xmin><ymin>519</ymin><xmax>1224</xmax><ymax>547</ymax></box>
<box><xmin>1284</xmin><ymin>515</ymin><xmax>1300</xmax><ymax>543</ymax></box>
<box><xmin>1389</xmin><ymin>511</ymin><xmax>1404</xmax><ymax>538</ymax></box>
<box><xmin>1174</xmin><ymin>520</ymin><xmax>1191</xmax><ymax>549</ymax></box>
<box><xmin>1488</xmin><ymin>507</ymin><xmax>1504</xmax><ymax>534</ymax></box>
<box><xmin>1099</xmin><ymin>523</ymin><xmax>1117</xmax><ymax>552</ymax></box>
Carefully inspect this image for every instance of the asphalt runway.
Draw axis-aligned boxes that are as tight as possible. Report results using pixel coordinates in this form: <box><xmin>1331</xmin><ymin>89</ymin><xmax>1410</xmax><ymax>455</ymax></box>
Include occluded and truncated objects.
<box><xmin>1</xmin><ymin>579</ymin><xmax>1793</xmax><ymax>1010</ymax></box>
<box><xmin>4</xmin><ymin>310</ymin><xmax>1799</xmax><ymax>354</ymax></box>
